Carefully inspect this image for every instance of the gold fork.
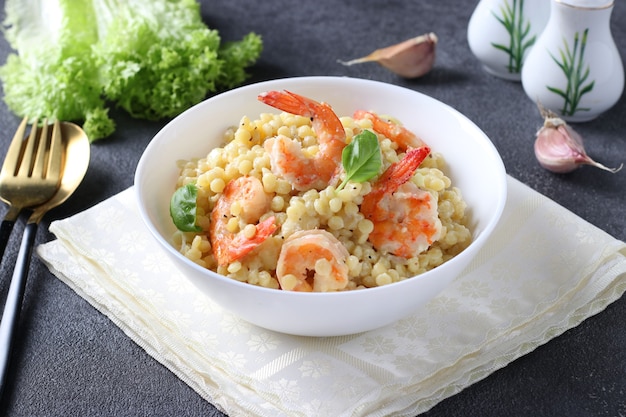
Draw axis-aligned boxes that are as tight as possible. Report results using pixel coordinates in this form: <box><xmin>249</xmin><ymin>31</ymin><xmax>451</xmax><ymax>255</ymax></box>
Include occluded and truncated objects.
<box><xmin>0</xmin><ymin>118</ymin><xmax>64</xmax><ymax>396</ymax></box>
<box><xmin>0</xmin><ymin>117</ymin><xmax>64</xmax><ymax>261</ymax></box>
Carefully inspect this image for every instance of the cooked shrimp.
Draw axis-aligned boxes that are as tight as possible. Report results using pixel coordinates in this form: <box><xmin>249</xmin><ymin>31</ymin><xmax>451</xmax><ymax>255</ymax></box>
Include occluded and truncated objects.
<box><xmin>361</xmin><ymin>146</ymin><xmax>442</xmax><ymax>258</ymax></box>
<box><xmin>353</xmin><ymin>110</ymin><xmax>426</xmax><ymax>150</ymax></box>
<box><xmin>258</xmin><ymin>90</ymin><xmax>346</xmax><ymax>191</ymax></box>
<box><xmin>210</xmin><ymin>176</ymin><xmax>277</xmax><ymax>266</ymax></box>
<box><xmin>276</xmin><ymin>229</ymin><xmax>350</xmax><ymax>292</ymax></box>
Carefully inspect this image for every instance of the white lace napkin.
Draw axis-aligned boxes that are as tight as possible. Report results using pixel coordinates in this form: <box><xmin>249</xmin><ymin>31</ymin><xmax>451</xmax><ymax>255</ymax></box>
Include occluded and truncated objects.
<box><xmin>36</xmin><ymin>175</ymin><xmax>626</xmax><ymax>417</ymax></box>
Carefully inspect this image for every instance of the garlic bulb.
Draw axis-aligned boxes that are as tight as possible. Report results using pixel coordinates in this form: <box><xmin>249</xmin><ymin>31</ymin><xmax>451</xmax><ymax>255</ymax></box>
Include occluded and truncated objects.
<box><xmin>338</xmin><ymin>33</ymin><xmax>437</xmax><ymax>79</ymax></box>
<box><xmin>534</xmin><ymin>106</ymin><xmax>623</xmax><ymax>174</ymax></box>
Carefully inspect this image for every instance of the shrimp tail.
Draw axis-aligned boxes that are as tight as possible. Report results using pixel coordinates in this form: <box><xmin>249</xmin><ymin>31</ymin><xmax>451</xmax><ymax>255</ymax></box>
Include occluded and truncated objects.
<box><xmin>353</xmin><ymin>110</ymin><xmax>426</xmax><ymax>150</ymax></box>
<box><xmin>378</xmin><ymin>146</ymin><xmax>431</xmax><ymax>191</ymax></box>
<box><xmin>258</xmin><ymin>90</ymin><xmax>345</xmax><ymax>140</ymax></box>
<box><xmin>258</xmin><ymin>90</ymin><xmax>308</xmax><ymax>114</ymax></box>
<box><xmin>215</xmin><ymin>216</ymin><xmax>278</xmax><ymax>266</ymax></box>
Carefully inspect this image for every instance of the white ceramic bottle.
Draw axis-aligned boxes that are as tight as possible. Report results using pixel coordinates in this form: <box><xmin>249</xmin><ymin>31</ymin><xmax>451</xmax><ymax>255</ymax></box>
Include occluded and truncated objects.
<box><xmin>521</xmin><ymin>0</ymin><xmax>624</xmax><ymax>122</ymax></box>
<box><xmin>468</xmin><ymin>0</ymin><xmax>550</xmax><ymax>81</ymax></box>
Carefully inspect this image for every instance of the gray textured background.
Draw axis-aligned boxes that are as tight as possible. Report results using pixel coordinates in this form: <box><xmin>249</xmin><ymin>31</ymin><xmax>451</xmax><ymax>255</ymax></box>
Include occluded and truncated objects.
<box><xmin>0</xmin><ymin>0</ymin><xmax>625</xmax><ymax>416</ymax></box>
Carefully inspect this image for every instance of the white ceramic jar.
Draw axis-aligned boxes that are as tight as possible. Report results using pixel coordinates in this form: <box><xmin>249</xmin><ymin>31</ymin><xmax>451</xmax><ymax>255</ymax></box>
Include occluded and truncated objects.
<box><xmin>521</xmin><ymin>0</ymin><xmax>624</xmax><ymax>122</ymax></box>
<box><xmin>468</xmin><ymin>0</ymin><xmax>550</xmax><ymax>81</ymax></box>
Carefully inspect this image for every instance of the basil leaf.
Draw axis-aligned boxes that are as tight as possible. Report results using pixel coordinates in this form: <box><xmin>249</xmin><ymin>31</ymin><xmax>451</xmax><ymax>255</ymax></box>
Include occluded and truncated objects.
<box><xmin>170</xmin><ymin>183</ymin><xmax>202</xmax><ymax>232</ymax></box>
<box><xmin>336</xmin><ymin>130</ymin><xmax>382</xmax><ymax>192</ymax></box>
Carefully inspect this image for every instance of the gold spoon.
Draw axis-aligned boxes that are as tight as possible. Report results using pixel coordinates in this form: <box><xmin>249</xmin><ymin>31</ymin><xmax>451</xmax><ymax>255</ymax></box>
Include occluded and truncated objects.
<box><xmin>0</xmin><ymin>121</ymin><xmax>90</xmax><ymax>395</ymax></box>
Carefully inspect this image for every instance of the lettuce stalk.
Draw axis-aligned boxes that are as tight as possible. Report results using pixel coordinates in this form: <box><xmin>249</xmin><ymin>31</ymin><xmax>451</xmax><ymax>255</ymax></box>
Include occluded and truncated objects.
<box><xmin>0</xmin><ymin>0</ymin><xmax>262</xmax><ymax>142</ymax></box>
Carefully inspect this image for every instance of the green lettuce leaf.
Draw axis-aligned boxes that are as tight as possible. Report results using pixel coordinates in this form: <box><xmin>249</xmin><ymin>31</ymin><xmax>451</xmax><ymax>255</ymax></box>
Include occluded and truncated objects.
<box><xmin>0</xmin><ymin>0</ymin><xmax>112</xmax><ymax>139</ymax></box>
<box><xmin>0</xmin><ymin>0</ymin><xmax>262</xmax><ymax>141</ymax></box>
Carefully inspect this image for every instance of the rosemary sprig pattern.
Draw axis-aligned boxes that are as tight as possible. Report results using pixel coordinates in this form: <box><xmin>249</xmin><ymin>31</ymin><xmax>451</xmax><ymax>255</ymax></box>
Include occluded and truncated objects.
<box><xmin>491</xmin><ymin>0</ymin><xmax>536</xmax><ymax>74</ymax></box>
<box><xmin>546</xmin><ymin>29</ymin><xmax>595</xmax><ymax>116</ymax></box>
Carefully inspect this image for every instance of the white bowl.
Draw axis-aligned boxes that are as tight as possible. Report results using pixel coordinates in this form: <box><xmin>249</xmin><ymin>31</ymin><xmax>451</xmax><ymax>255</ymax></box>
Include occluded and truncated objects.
<box><xmin>135</xmin><ymin>76</ymin><xmax>507</xmax><ymax>337</ymax></box>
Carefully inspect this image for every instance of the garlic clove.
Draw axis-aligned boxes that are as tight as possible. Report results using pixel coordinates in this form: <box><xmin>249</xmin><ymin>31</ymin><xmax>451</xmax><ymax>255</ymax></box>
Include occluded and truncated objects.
<box><xmin>534</xmin><ymin>106</ymin><xmax>623</xmax><ymax>174</ymax></box>
<box><xmin>338</xmin><ymin>33</ymin><xmax>438</xmax><ymax>79</ymax></box>
<box><xmin>535</xmin><ymin>120</ymin><xmax>586</xmax><ymax>173</ymax></box>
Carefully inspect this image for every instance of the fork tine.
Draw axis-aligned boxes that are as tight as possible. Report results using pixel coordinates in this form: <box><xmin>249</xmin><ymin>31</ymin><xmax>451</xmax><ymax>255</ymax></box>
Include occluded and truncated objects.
<box><xmin>1</xmin><ymin>117</ymin><xmax>29</xmax><ymax>177</ymax></box>
<box><xmin>17</xmin><ymin>118</ymin><xmax>39</xmax><ymax>178</ymax></box>
<box><xmin>46</xmin><ymin>120</ymin><xmax>63</xmax><ymax>181</ymax></box>
<box><xmin>31</xmin><ymin>119</ymin><xmax>49</xmax><ymax>179</ymax></box>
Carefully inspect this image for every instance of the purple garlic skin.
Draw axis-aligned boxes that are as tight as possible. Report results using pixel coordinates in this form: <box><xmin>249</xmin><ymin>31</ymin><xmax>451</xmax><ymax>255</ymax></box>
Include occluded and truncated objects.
<box><xmin>534</xmin><ymin>110</ymin><xmax>623</xmax><ymax>174</ymax></box>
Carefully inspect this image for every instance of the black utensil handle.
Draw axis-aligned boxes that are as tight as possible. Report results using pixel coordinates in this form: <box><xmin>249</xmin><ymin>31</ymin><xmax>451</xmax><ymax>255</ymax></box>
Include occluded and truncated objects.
<box><xmin>0</xmin><ymin>220</ymin><xmax>16</xmax><ymax>265</ymax></box>
<box><xmin>0</xmin><ymin>222</ymin><xmax>37</xmax><ymax>397</ymax></box>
